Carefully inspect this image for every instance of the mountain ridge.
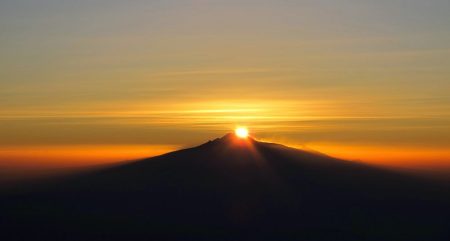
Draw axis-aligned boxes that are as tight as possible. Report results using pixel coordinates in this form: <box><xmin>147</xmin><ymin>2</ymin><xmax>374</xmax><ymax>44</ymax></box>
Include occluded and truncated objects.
<box><xmin>1</xmin><ymin>133</ymin><xmax>449</xmax><ymax>241</ymax></box>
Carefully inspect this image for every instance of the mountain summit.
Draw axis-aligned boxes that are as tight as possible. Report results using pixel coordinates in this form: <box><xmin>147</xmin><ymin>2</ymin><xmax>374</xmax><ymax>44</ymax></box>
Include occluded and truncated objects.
<box><xmin>1</xmin><ymin>134</ymin><xmax>449</xmax><ymax>241</ymax></box>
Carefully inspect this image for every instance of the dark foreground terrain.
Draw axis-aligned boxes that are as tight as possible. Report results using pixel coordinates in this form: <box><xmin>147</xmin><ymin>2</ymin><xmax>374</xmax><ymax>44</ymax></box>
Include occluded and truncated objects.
<box><xmin>1</xmin><ymin>134</ymin><xmax>449</xmax><ymax>241</ymax></box>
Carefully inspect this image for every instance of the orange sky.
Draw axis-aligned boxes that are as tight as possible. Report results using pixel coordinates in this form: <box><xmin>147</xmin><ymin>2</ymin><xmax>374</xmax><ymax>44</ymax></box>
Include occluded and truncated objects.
<box><xmin>0</xmin><ymin>138</ymin><xmax>449</xmax><ymax>172</ymax></box>
<box><xmin>1</xmin><ymin>0</ymin><xmax>449</xmax><ymax>178</ymax></box>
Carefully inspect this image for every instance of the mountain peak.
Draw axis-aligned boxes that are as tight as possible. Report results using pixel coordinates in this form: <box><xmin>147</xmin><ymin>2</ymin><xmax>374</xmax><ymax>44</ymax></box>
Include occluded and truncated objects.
<box><xmin>204</xmin><ymin>132</ymin><xmax>256</xmax><ymax>147</ymax></box>
<box><xmin>221</xmin><ymin>132</ymin><xmax>255</xmax><ymax>141</ymax></box>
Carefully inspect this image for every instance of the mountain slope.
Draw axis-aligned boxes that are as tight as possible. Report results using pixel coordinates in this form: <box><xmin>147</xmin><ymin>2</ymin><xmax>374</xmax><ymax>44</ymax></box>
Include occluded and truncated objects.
<box><xmin>1</xmin><ymin>134</ymin><xmax>449</xmax><ymax>241</ymax></box>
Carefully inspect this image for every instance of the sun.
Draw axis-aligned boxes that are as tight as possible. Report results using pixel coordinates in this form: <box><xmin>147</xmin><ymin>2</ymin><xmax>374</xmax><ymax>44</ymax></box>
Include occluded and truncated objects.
<box><xmin>235</xmin><ymin>127</ymin><xmax>249</xmax><ymax>138</ymax></box>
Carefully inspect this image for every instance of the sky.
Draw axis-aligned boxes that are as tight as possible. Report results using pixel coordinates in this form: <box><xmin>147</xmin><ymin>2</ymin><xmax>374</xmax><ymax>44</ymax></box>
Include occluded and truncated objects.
<box><xmin>1</xmin><ymin>0</ymin><xmax>449</xmax><ymax>174</ymax></box>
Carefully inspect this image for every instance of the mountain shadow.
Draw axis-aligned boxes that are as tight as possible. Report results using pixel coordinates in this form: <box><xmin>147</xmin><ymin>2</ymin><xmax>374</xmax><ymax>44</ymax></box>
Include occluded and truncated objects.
<box><xmin>1</xmin><ymin>134</ymin><xmax>449</xmax><ymax>241</ymax></box>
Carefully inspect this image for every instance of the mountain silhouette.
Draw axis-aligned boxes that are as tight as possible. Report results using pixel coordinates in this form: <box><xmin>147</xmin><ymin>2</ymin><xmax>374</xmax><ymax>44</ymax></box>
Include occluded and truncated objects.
<box><xmin>1</xmin><ymin>134</ymin><xmax>449</xmax><ymax>241</ymax></box>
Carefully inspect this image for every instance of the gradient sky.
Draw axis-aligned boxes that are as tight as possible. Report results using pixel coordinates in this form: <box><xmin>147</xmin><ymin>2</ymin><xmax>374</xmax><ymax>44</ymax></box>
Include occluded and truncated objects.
<box><xmin>1</xmin><ymin>0</ymin><xmax>449</xmax><ymax>172</ymax></box>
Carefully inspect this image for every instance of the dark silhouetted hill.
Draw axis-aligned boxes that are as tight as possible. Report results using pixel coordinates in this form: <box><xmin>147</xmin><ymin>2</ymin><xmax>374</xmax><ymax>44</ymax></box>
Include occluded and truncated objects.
<box><xmin>1</xmin><ymin>134</ymin><xmax>449</xmax><ymax>241</ymax></box>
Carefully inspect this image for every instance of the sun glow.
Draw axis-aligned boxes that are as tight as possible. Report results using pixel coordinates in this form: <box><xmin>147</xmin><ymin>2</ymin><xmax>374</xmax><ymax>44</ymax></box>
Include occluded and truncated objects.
<box><xmin>235</xmin><ymin>127</ymin><xmax>249</xmax><ymax>138</ymax></box>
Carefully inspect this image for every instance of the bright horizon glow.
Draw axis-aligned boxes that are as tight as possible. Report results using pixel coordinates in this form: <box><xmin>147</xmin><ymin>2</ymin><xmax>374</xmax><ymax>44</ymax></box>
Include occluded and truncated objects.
<box><xmin>235</xmin><ymin>127</ymin><xmax>249</xmax><ymax>139</ymax></box>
